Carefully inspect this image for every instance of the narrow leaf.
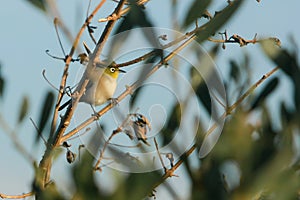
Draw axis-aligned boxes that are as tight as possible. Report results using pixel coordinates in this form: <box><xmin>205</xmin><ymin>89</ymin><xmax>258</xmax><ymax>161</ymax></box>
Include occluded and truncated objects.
<box><xmin>114</xmin><ymin>0</ymin><xmax>153</xmax><ymax>34</ymax></box>
<box><xmin>113</xmin><ymin>0</ymin><xmax>158</xmax><ymax>57</ymax></box>
<box><xmin>129</xmin><ymin>86</ymin><xmax>143</xmax><ymax>109</ymax></box>
<box><xmin>229</xmin><ymin>60</ymin><xmax>240</xmax><ymax>83</ymax></box>
<box><xmin>161</xmin><ymin>103</ymin><xmax>181</xmax><ymax>146</ymax></box>
<box><xmin>261</xmin><ymin>40</ymin><xmax>300</xmax><ymax>111</ymax></box>
<box><xmin>36</xmin><ymin>91</ymin><xmax>54</xmax><ymax>142</ymax></box>
<box><xmin>72</xmin><ymin>150</ymin><xmax>103</xmax><ymax>199</ymax></box>
<box><xmin>250</xmin><ymin>77</ymin><xmax>279</xmax><ymax>110</ymax></box>
<box><xmin>196</xmin><ymin>0</ymin><xmax>244</xmax><ymax>44</ymax></box>
<box><xmin>197</xmin><ymin>82</ymin><xmax>211</xmax><ymax>115</ymax></box>
<box><xmin>183</xmin><ymin>0</ymin><xmax>212</xmax><ymax>28</ymax></box>
<box><xmin>121</xmin><ymin>172</ymin><xmax>161</xmax><ymax>199</ymax></box>
<box><xmin>261</xmin><ymin>39</ymin><xmax>299</xmax><ymax>79</ymax></box>
<box><xmin>25</xmin><ymin>0</ymin><xmax>47</xmax><ymax>12</ymax></box>
<box><xmin>191</xmin><ymin>65</ymin><xmax>211</xmax><ymax>115</ymax></box>
<box><xmin>280</xmin><ymin>101</ymin><xmax>292</xmax><ymax>126</ymax></box>
<box><xmin>18</xmin><ymin>96</ymin><xmax>30</xmax><ymax>123</ymax></box>
<box><xmin>0</xmin><ymin>64</ymin><xmax>5</xmax><ymax>98</ymax></box>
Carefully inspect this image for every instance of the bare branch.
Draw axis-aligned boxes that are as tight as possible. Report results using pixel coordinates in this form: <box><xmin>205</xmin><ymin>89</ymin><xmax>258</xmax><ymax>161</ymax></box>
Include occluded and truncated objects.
<box><xmin>49</xmin><ymin>0</ymin><xmax>107</xmax><ymax>140</ymax></box>
<box><xmin>90</xmin><ymin>0</ymin><xmax>126</xmax><ymax>64</ymax></box>
<box><xmin>94</xmin><ymin>127</ymin><xmax>121</xmax><ymax>171</ymax></box>
<box><xmin>0</xmin><ymin>114</ymin><xmax>35</xmax><ymax>164</ymax></box>
<box><xmin>0</xmin><ymin>191</ymin><xmax>34</xmax><ymax>199</ymax></box>
<box><xmin>38</xmin><ymin>0</ymin><xmax>109</xmax><ymax>190</ymax></box>
<box><xmin>154</xmin><ymin>138</ymin><xmax>167</xmax><ymax>173</ymax></box>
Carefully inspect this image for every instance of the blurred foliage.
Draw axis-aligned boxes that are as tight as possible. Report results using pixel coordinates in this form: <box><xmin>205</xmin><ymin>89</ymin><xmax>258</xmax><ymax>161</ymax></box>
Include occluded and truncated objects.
<box><xmin>160</xmin><ymin>102</ymin><xmax>181</xmax><ymax>146</ymax></box>
<box><xmin>2</xmin><ymin>0</ymin><xmax>300</xmax><ymax>200</ymax></box>
<box><xmin>183</xmin><ymin>0</ymin><xmax>212</xmax><ymax>28</ymax></box>
<box><xmin>36</xmin><ymin>90</ymin><xmax>55</xmax><ymax>143</ymax></box>
<box><xmin>0</xmin><ymin>63</ymin><xmax>5</xmax><ymax>99</ymax></box>
<box><xmin>195</xmin><ymin>0</ymin><xmax>243</xmax><ymax>44</ymax></box>
<box><xmin>186</xmin><ymin>43</ymin><xmax>300</xmax><ymax>199</ymax></box>
<box><xmin>25</xmin><ymin>0</ymin><xmax>46</xmax><ymax>12</ymax></box>
<box><xmin>250</xmin><ymin>77</ymin><xmax>279</xmax><ymax>110</ymax></box>
<box><xmin>17</xmin><ymin>96</ymin><xmax>29</xmax><ymax>123</ymax></box>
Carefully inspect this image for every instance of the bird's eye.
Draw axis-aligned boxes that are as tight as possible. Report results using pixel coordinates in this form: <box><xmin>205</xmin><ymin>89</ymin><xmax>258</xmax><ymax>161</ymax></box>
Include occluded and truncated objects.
<box><xmin>110</xmin><ymin>67</ymin><xmax>116</xmax><ymax>73</ymax></box>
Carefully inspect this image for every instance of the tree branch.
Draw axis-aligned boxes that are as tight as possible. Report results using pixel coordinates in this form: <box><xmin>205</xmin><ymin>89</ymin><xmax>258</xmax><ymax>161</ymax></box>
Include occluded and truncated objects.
<box><xmin>0</xmin><ymin>191</ymin><xmax>34</xmax><ymax>199</ymax></box>
<box><xmin>150</xmin><ymin>66</ymin><xmax>280</xmax><ymax>192</ymax></box>
<box><xmin>60</xmin><ymin>34</ymin><xmax>196</xmax><ymax>143</ymax></box>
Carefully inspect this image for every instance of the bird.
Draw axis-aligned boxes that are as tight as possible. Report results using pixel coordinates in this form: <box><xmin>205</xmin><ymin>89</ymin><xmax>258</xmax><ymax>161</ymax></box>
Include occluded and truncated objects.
<box><xmin>121</xmin><ymin>113</ymin><xmax>151</xmax><ymax>146</ymax></box>
<box><xmin>131</xmin><ymin>113</ymin><xmax>151</xmax><ymax>146</ymax></box>
<box><xmin>59</xmin><ymin>61</ymin><xmax>125</xmax><ymax>111</ymax></box>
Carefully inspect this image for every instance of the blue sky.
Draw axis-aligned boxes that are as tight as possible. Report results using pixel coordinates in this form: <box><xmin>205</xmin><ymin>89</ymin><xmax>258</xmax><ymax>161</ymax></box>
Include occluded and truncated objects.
<box><xmin>1</xmin><ymin>0</ymin><xmax>300</xmax><ymax>198</ymax></box>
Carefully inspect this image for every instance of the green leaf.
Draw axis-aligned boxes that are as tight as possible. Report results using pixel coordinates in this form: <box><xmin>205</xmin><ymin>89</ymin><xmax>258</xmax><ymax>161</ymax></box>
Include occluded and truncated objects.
<box><xmin>36</xmin><ymin>91</ymin><xmax>54</xmax><ymax>142</ymax></box>
<box><xmin>261</xmin><ymin>40</ymin><xmax>300</xmax><ymax>111</ymax></box>
<box><xmin>261</xmin><ymin>39</ymin><xmax>299</xmax><ymax>79</ymax></box>
<box><xmin>183</xmin><ymin>0</ymin><xmax>212</xmax><ymax>28</ymax></box>
<box><xmin>190</xmin><ymin>45</ymin><xmax>220</xmax><ymax>116</ymax></box>
<box><xmin>115</xmin><ymin>0</ymin><xmax>153</xmax><ymax>34</ymax></box>
<box><xmin>191</xmin><ymin>70</ymin><xmax>211</xmax><ymax>116</ymax></box>
<box><xmin>250</xmin><ymin>77</ymin><xmax>279</xmax><ymax>110</ymax></box>
<box><xmin>25</xmin><ymin>0</ymin><xmax>47</xmax><ymax>12</ymax></box>
<box><xmin>129</xmin><ymin>85</ymin><xmax>143</xmax><ymax>109</ymax></box>
<box><xmin>111</xmin><ymin>171</ymin><xmax>161</xmax><ymax>200</ymax></box>
<box><xmin>0</xmin><ymin>64</ymin><xmax>5</xmax><ymax>99</ymax></box>
<box><xmin>129</xmin><ymin>54</ymin><xmax>162</xmax><ymax>110</ymax></box>
<box><xmin>113</xmin><ymin>0</ymin><xmax>159</xmax><ymax>53</ymax></box>
<box><xmin>18</xmin><ymin>96</ymin><xmax>30</xmax><ymax>123</ymax></box>
<box><xmin>0</xmin><ymin>77</ymin><xmax>4</xmax><ymax>99</ymax></box>
<box><xmin>72</xmin><ymin>150</ymin><xmax>103</xmax><ymax>200</ymax></box>
<box><xmin>251</xmin><ymin>106</ymin><xmax>277</xmax><ymax>170</ymax></box>
<box><xmin>161</xmin><ymin>103</ymin><xmax>181</xmax><ymax>146</ymax></box>
<box><xmin>280</xmin><ymin>101</ymin><xmax>293</xmax><ymax>126</ymax></box>
<box><xmin>229</xmin><ymin>60</ymin><xmax>240</xmax><ymax>83</ymax></box>
<box><xmin>195</xmin><ymin>0</ymin><xmax>244</xmax><ymax>44</ymax></box>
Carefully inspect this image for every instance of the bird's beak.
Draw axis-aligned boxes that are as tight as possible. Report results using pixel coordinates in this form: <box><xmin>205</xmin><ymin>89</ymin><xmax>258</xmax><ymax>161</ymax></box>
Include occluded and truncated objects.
<box><xmin>119</xmin><ymin>69</ymin><xmax>126</xmax><ymax>73</ymax></box>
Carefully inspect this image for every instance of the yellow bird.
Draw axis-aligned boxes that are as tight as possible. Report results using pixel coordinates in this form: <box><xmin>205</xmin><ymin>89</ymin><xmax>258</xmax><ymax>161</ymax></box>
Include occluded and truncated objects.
<box><xmin>59</xmin><ymin>61</ymin><xmax>125</xmax><ymax>110</ymax></box>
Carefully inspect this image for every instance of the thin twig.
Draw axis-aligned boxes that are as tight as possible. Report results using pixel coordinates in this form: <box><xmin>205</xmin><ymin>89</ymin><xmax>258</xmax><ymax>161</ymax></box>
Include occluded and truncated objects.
<box><xmin>151</xmin><ymin>144</ymin><xmax>197</xmax><ymax>191</ymax></box>
<box><xmin>226</xmin><ymin>66</ymin><xmax>279</xmax><ymax>115</ymax></box>
<box><xmin>42</xmin><ymin>69</ymin><xmax>60</xmax><ymax>92</ymax></box>
<box><xmin>116</xmin><ymin>50</ymin><xmax>158</xmax><ymax>68</ymax></box>
<box><xmin>39</xmin><ymin>79</ymin><xmax>89</xmax><ymax>187</ymax></box>
<box><xmin>90</xmin><ymin>0</ymin><xmax>126</xmax><ymax>64</ymax></box>
<box><xmin>94</xmin><ymin>128</ymin><xmax>121</xmax><ymax>171</ymax></box>
<box><xmin>86</xmin><ymin>0</ymin><xmax>97</xmax><ymax>44</ymax></box>
<box><xmin>0</xmin><ymin>191</ymin><xmax>34</xmax><ymax>199</ymax></box>
<box><xmin>208</xmin><ymin>33</ymin><xmax>280</xmax><ymax>48</ymax></box>
<box><xmin>0</xmin><ymin>114</ymin><xmax>35</xmax><ymax>163</ymax></box>
<box><xmin>154</xmin><ymin>138</ymin><xmax>167</xmax><ymax>173</ymax></box>
<box><xmin>99</xmin><ymin>0</ymin><xmax>150</xmax><ymax>22</ymax></box>
<box><xmin>54</xmin><ymin>79</ymin><xmax>90</xmax><ymax>146</ymax></box>
<box><xmin>29</xmin><ymin>117</ymin><xmax>47</xmax><ymax>145</ymax></box>
<box><xmin>54</xmin><ymin>18</ymin><xmax>66</xmax><ymax>56</ymax></box>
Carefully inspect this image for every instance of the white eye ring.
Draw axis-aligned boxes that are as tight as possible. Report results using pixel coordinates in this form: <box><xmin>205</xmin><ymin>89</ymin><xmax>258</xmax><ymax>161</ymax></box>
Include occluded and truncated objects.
<box><xmin>110</xmin><ymin>67</ymin><xmax>116</xmax><ymax>73</ymax></box>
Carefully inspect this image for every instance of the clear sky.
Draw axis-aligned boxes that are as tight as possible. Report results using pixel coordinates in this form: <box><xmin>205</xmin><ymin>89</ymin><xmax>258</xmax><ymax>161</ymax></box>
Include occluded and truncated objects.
<box><xmin>1</xmin><ymin>0</ymin><xmax>300</xmax><ymax>198</ymax></box>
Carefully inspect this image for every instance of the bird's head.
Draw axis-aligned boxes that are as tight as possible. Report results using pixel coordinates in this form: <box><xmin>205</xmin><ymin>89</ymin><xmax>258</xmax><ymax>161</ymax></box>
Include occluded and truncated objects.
<box><xmin>104</xmin><ymin>62</ymin><xmax>126</xmax><ymax>79</ymax></box>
